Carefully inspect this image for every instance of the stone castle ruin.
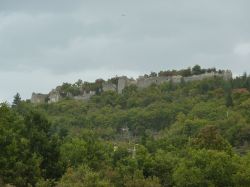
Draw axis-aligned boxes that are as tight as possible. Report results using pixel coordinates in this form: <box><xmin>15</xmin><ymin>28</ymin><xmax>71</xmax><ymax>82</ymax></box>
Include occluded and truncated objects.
<box><xmin>31</xmin><ymin>93</ymin><xmax>47</xmax><ymax>104</ymax></box>
<box><xmin>31</xmin><ymin>87</ymin><xmax>97</xmax><ymax>104</ymax></box>
<box><xmin>31</xmin><ymin>70</ymin><xmax>232</xmax><ymax>104</ymax></box>
<box><xmin>102</xmin><ymin>82</ymin><xmax>117</xmax><ymax>92</ymax></box>
<box><xmin>48</xmin><ymin>89</ymin><xmax>61</xmax><ymax>103</ymax></box>
<box><xmin>116</xmin><ymin>70</ymin><xmax>232</xmax><ymax>94</ymax></box>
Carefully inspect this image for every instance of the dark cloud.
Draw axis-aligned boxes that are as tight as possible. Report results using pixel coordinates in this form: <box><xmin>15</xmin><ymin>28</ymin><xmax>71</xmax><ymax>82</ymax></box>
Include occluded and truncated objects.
<box><xmin>1</xmin><ymin>0</ymin><xmax>250</xmax><ymax>101</ymax></box>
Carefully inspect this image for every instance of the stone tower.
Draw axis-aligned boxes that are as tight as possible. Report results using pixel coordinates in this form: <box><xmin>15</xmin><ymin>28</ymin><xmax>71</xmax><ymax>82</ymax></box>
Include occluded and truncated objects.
<box><xmin>118</xmin><ymin>76</ymin><xmax>128</xmax><ymax>94</ymax></box>
<box><xmin>223</xmin><ymin>70</ymin><xmax>233</xmax><ymax>81</ymax></box>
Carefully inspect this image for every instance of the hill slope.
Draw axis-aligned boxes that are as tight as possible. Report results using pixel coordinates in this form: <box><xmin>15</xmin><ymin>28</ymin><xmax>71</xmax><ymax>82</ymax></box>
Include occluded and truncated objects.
<box><xmin>1</xmin><ymin>71</ymin><xmax>250</xmax><ymax>186</ymax></box>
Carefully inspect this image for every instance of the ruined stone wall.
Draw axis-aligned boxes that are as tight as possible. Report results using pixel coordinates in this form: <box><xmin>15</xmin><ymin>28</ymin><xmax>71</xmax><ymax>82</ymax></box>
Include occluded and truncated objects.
<box><xmin>222</xmin><ymin>70</ymin><xmax>233</xmax><ymax>81</ymax></box>
<box><xmin>117</xmin><ymin>76</ymin><xmax>136</xmax><ymax>93</ymax></box>
<box><xmin>136</xmin><ymin>76</ymin><xmax>169</xmax><ymax>88</ymax></box>
<box><xmin>118</xmin><ymin>76</ymin><xmax>127</xmax><ymax>94</ymax></box>
<box><xmin>48</xmin><ymin>90</ymin><xmax>61</xmax><ymax>104</ymax></box>
<box><xmin>136</xmin><ymin>76</ymin><xmax>183</xmax><ymax>88</ymax></box>
<box><xmin>102</xmin><ymin>82</ymin><xmax>117</xmax><ymax>92</ymax></box>
<box><xmin>31</xmin><ymin>93</ymin><xmax>47</xmax><ymax>104</ymax></box>
<box><xmin>171</xmin><ymin>75</ymin><xmax>182</xmax><ymax>83</ymax></box>
<box><xmin>184</xmin><ymin>74</ymin><xmax>208</xmax><ymax>82</ymax></box>
<box><xmin>184</xmin><ymin>71</ymin><xmax>232</xmax><ymax>82</ymax></box>
<box><xmin>73</xmin><ymin>91</ymin><xmax>96</xmax><ymax>101</ymax></box>
<box><xmin>118</xmin><ymin>70</ymin><xmax>232</xmax><ymax>93</ymax></box>
<box><xmin>31</xmin><ymin>89</ymin><xmax>96</xmax><ymax>104</ymax></box>
<box><xmin>31</xmin><ymin>70</ymin><xmax>233</xmax><ymax>103</ymax></box>
<box><xmin>157</xmin><ymin>76</ymin><xmax>171</xmax><ymax>84</ymax></box>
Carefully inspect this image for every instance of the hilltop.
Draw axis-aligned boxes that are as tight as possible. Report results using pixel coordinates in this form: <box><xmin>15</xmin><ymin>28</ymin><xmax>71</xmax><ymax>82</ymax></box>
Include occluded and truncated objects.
<box><xmin>31</xmin><ymin>65</ymin><xmax>232</xmax><ymax>104</ymax></box>
<box><xmin>1</xmin><ymin>65</ymin><xmax>250</xmax><ymax>186</ymax></box>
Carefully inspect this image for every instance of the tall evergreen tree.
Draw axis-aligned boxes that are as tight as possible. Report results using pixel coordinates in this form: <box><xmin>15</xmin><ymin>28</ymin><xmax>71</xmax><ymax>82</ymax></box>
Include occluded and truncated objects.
<box><xmin>12</xmin><ymin>92</ymin><xmax>21</xmax><ymax>107</ymax></box>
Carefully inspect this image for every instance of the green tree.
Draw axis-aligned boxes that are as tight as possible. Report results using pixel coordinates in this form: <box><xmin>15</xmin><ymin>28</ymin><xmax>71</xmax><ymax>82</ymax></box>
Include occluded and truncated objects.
<box><xmin>124</xmin><ymin>171</ymin><xmax>162</xmax><ymax>187</ymax></box>
<box><xmin>0</xmin><ymin>103</ymin><xmax>41</xmax><ymax>186</ymax></box>
<box><xmin>233</xmin><ymin>153</ymin><xmax>250</xmax><ymax>187</ymax></box>
<box><xmin>144</xmin><ymin>150</ymin><xmax>177</xmax><ymax>186</ymax></box>
<box><xmin>150</xmin><ymin>72</ymin><xmax>157</xmax><ymax>77</ymax></box>
<box><xmin>180</xmin><ymin>68</ymin><xmax>192</xmax><ymax>77</ymax></box>
<box><xmin>12</xmin><ymin>92</ymin><xmax>21</xmax><ymax>107</ymax></box>
<box><xmin>192</xmin><ymin>125</ymin><xmax>232</xmax><ymax>153</ymax></box>
<box><xmin>60</xmin><ymin>138</ymin><xmax>87</xmax><ymax>167</ymax></box>
<box><xmin>192</xmin><ymin>65</ymin><xmax>202</xmax><ymax>75</ymax></box>
<box><xmin>23</xmin><ymin>111</ymin><xmax>64</xmax><ymax>180</ymax></box>
<box><xmin>57</xmin><ymin>165</ymin><xmax>112</xmax><ymax>187</ymax></box>
<box><xmin>173</xmin><ymin>149</ymin><xmax>236</xmax><ymax>187</ymax></box>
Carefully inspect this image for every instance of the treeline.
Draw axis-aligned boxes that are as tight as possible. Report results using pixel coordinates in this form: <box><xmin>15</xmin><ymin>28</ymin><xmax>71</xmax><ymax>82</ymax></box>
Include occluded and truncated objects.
<box><xmin>147</xmin><ymin>65</ymin><xmax>223</xmax><ymax>78</ymax></box>
<box><xmin>1</xmin><ymin>72</ymin><xmax>250</xmax><ymax>186</ymax></box>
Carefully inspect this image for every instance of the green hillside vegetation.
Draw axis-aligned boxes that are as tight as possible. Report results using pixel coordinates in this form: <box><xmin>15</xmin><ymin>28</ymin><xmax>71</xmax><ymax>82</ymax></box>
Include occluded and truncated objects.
<box><xmin>1</xmin><ymin>69</ymin><xmax>250</xmax><ymax>186</ymax></box>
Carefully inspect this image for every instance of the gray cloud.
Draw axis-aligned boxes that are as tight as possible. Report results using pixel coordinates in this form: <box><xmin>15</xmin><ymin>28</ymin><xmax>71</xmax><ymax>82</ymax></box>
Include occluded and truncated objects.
<box><xmin>1</xmin><ymin>0</ymin><xmax>250</xmax><ymax>101</ymax></box>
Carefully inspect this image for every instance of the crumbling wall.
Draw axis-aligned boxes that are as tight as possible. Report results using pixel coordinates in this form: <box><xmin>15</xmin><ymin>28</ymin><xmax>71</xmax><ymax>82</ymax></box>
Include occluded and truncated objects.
<box><xmin>31</xmin><ymin>93</ymin><xmax>47</xmax><ymax>104</ymax></box>
<box><xmin>73</xmin><ymin>91</ymin><xmax>96</xmax><ymax>101</ymax></box>
<box><xmin>171</xmin><ymin>75</ymin><xmax>182</xmax><ymax>83</ymax></box>
<box><xmin>102</xmin><ymin>82</ymin><xmax>117</xmax><ymax>92</ymax></box>
<box><xmin>30</xmin><ymin>70</ymin><xmax>233</xmax><ymax>103</ymax></box>
<box><xmin>222</xmin><ymin>70</ymin><xmax>233</xmax><ymax>81</ymax></box>
<box><xmin>137</xmin><ymin>76</ymin><xmax>170</xmax><ymax>88</ymax></box>
<box><xmin>184</xmin><ymin>71</ymin><xmax>232</xmax><ymax>82</ymax></box>
<box><xmin>118</xmin><ymin>70</ymin><xmax>232</xmax><ymax>93</ymax></box>
<box><xmin>118</xmin><ymin>76</ymin><xmax>127</xmax><ymax>94</ymax></box>
<box><xmin>48</xmin><ymin>90</ymin><xmax>61</xmax><ymax>103</ymax></box>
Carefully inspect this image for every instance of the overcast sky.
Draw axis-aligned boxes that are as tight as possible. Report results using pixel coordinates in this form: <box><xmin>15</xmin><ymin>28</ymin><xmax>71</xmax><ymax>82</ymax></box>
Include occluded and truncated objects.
<box><xmin>1</xmin><ymin>0</ymin><xmax>250</xmax><ymax>102</ymax></box>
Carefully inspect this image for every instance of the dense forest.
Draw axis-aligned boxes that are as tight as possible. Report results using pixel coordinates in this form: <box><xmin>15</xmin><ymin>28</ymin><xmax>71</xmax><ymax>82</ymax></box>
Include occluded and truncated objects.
<box><xmin>1</xmin><ymin>69</ymin><xmax>250</xmax><ymax>186</ymax></box>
